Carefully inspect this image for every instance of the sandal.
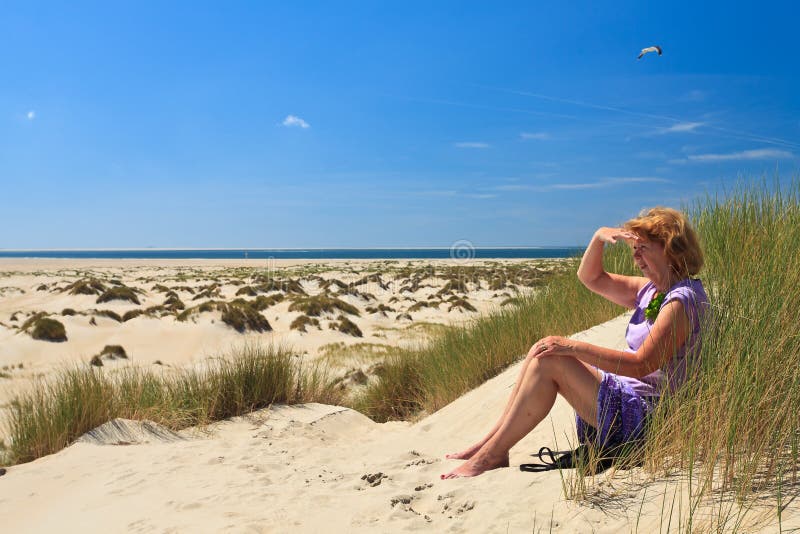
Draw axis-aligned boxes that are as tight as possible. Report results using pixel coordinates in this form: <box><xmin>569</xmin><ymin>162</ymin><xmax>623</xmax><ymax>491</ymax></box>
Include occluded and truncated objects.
<box><xmin>519</xmin><ymin>445</ymin><xmax>616</xmax><ymax>474</ymax></box>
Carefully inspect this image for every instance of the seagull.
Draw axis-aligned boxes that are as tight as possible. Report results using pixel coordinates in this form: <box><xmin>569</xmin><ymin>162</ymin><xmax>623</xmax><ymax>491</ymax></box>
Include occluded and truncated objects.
<box><xmin>637</xmin><ymin>45</ymin><xmax>663</xmax><ymax>60</ymax></box>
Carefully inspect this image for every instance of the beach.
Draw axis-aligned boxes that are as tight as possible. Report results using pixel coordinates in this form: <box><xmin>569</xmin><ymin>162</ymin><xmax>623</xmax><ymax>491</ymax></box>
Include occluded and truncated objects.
<box><xmin>0</xmin><ymin>258</ymin><xmax>563</xmax><ymax>418</ymax></box>
<box><xmin>1</xmin><ymin>258</ymin><xmax>797</xmax><ymax>532</ymax></box>
<box><xmin>2</xmin><ymin>311</ymin><xmax>794</xmax><ymax>532</ymax></box>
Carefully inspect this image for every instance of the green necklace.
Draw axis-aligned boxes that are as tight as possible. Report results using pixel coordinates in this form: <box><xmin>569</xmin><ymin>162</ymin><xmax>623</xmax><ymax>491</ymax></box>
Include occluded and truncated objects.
<box><xmin>645</xmin><ymin>292</ymin><xmax>666</xmax><ymax>322</ymax></box>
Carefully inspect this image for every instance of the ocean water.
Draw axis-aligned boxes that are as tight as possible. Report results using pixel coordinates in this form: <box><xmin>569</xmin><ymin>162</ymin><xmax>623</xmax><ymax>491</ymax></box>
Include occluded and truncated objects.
<box><xmin>0</xmin><ymin>248</ymin><xmax>582</xmax><ymax>260</ymax></box>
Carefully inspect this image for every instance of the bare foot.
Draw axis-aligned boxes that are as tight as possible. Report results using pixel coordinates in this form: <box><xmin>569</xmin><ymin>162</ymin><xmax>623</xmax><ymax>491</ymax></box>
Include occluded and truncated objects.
<box><xmin>440</xmin><ymin>452</ymin><xmax>509</xmax><ymax>479</ymax></box>
<box><xmin>445</xmin><ymin>442</ymin><xmax>486</xmax><ymax>460</ymax></box>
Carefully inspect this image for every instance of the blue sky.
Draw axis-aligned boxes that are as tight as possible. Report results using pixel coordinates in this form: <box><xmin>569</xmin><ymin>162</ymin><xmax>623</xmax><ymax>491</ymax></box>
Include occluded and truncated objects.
<box><xmin>1</xmin><ymin>1</ymin><xmax>798</xmax><ymax>248</ymax></box>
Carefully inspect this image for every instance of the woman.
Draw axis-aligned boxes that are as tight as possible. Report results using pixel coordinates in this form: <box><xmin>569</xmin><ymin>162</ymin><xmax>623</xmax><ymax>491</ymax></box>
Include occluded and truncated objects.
<box><xmin>442</xmin><ymin>207</ymin><xmax>708</xmax><ymax>479</ymax></box>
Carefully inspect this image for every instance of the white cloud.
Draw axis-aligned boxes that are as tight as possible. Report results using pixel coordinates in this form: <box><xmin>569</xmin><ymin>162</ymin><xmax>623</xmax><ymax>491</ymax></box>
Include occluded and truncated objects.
<box><xmin>410</xmin><ymin>190</ymin><xmax>458</xmax><ymax>197</ymax></box>
<box><xmin>657</xmin><ymin>122</ymin><xmax>705</xmax><ymax>134</ymax></box>
<box><xmin>493</xmin><ymin>177</ymin><xmax>669</xmax><ymax>192</ymax></box>
<box><xmin>454</xmin><ymin>142</ymin><xmax>489</xmax><ymax>149</ymax></box>
<box><xmin>546</xmin><ymin>177</ymin><xmax>670</xmax><ymax>191</ymax></box>
<box><xmin>494</xmin><ymin>184</ymin><xmax>536</xmax><ymax>191</ymax></box>
<box><xmin>520</xmin><ymin>132</ymin><xmax>550</xmax><ymax>140</ymax></box>
<box><xmin>687</xmin><ymin>148</ymin><xmax>794</xmax><ymax>162</ymax></box>
<box><xmin>26</xmin><ymin>110</ymin><xmax>35</xmax><ymax>120</ymax></box>
<box><xmin>282</xmin><ymin>115</ymin><xmax>310</xmax><ymax>128</ymax></box>
<box><xmin>467</xmin><ymin>193</ymin><xmax>498</xmax><ymax>199</ymax></box>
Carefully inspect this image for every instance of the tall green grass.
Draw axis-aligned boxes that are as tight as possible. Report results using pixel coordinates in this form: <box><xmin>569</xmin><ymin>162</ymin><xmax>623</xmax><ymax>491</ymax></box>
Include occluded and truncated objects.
<box><xmin>642</xmin><ymin>180</ymin><xmax>800</xmax><ymax>508</ymax></box>
<box><xmin>352</xmin><ymin>250</ymin><xmax>635</xmax><ymax>421</ymax></box>
<box><xmin>3</xmin><ymin>344</ymin><xmax>341</xmax><ymax>465</ymax></box>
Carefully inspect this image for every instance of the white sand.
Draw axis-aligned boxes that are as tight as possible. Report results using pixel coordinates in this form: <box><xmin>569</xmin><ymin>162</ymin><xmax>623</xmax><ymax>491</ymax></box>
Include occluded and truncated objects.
<box><xmin>0</xmin><ymin>259</ymin><xmax>557</xmax><ymax>408</ymax></box>
<box><xmin>1</xmin><ymin>314</ymin><xmax>793</xmax><ymax>533</ymax></box>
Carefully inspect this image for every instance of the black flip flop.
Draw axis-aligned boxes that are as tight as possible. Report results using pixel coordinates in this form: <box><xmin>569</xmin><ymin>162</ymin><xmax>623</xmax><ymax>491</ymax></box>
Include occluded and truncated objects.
<box><xmin>519</xmin><ymin>445</ymin><xmax>617</xmax><ymax>474</ymax></box>
<box><xmin>519</xmin><ymin>446</ymin><xmax>580</xmax><ymax>472</ymax></box>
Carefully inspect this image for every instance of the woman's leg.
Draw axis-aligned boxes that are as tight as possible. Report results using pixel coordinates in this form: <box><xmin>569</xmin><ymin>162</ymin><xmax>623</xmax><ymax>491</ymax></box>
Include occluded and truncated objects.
<box><xmin>446</xmin><ymin>351</ymin><xmax>540</xmax><ymax>460</ymax></box>
<box><xmin>442</xmin><ymin>355</ymin><xmax>602</xmax><ymax>478</ymax></box>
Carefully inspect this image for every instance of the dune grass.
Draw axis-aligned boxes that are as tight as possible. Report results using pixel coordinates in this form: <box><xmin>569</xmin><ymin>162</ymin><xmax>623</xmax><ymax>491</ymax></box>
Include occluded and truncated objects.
<box><xmin>350</xmin><ymin>249</ymin><xmax>632</xmax><ymax>422</ymax></box>
<box><xmin>35</xmin><ymin>319</ymin><xmax>68</xmax><ymax>342</ymax></box>
<box><xmin>2</xmin><ymin>344</ymin><xmax>341</xmax><ymax>465</ymax></box>
<box><xmin>634</xmin><ymin>180</ymin><xmax>800</xmax><ymax>513</ymax></box>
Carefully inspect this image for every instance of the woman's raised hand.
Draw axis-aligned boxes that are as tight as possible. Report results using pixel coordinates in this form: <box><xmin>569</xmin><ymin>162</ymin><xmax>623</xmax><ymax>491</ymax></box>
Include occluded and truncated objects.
<box><xmin>529</xmin><ymin>336</ymin><xmax>574</xmax><ymax>358</ymax></box>
<box><xmin>594</xmin><ymin>227</ymin><xmax>638</xmax><ymax>245</ymax></box>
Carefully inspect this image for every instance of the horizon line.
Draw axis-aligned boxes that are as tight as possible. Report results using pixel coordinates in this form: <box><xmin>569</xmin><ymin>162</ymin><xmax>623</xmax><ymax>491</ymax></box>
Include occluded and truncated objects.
<box><xmin>0</xmin><ymin>246</ymin><xmax>584</xmax><ymax>252</ymax></box>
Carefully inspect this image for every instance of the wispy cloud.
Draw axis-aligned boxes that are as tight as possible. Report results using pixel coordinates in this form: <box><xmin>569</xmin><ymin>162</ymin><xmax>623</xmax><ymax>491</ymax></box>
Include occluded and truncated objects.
<box><xmin>478</xmin><ymin>85</ymin><xmax>800</xmax><ymax>149</ymax></box>
<box><xmin>454</xmin><ymin>142</ymin><xmax>490</xmax><ymax>149</ymax></box>
<box><xmin>687</xmin><ymin>148</ymin><xmax>794</xmax><ymax>162</ymax></box>
<box><xmin>26</xmin><ymin>110</ymin><xmax>35</xmax><ymax>120</ymax></box>
<box><xmin>282</xmin><ymin>115</ymin><xmax>310</xmax><ymax>128</ymax></box>
<box><xmin>409</xmin><ymin>189</ymin><xmax>458</xmax><ymax>197</ymax></box>
<box><xmin>466</xmin><ymin>193</ymin><xmax>498</xmax><ymax>199</ymax></box>
<box><xmin>493</xmin><ymin>177</ymin><xmax>669</xmax><ymax>192</ymax></box>
<box><xmin>520</xmin><ymin>132</ymin><xmax>550</xmax><ymax>140</ymax></box>
<box><xmin>657</xmin><ymin>122</ymin><xmax>704</xmax><ymax>134</ymax></box>
<box><xmin>546</xmin><ymin>177</ymin><xmax>669</xmax><ymax>190</ymax></box>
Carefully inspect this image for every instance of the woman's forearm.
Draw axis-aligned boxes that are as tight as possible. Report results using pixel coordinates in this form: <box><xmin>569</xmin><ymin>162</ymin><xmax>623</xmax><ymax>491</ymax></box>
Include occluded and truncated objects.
<box><xmin>569</xmin><ymin>339</ymin><xmax>651</xmax><ymax>378</ymax></box>
<box><xmin>577</xmin><ymin>233</ymin><xmax>606</xmax><ymax>286</ymax></box>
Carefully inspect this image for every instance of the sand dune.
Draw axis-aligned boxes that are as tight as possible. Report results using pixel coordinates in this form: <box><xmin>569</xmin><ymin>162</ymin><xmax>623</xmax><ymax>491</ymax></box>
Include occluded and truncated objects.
<box><xmin>1</xmin><ymin>314</ymin><xmax>793</xmax><ymax>533</ymax></box>
<box><xmin>0</xmin><ymin>259</ymin><xmax>561</xmax><ymax>411</ymax></box>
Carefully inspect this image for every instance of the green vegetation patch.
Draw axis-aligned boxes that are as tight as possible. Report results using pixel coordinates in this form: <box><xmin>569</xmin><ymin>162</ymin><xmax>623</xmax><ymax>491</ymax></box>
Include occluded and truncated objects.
<box><xmin>176</xmin><ymin>301</ymin><xmax>218</xmax><ymax>322</ymax></box>
<box><xmin>29</xmin><ymin>317</ymin><xmax>68</xmax><ymax>342</ymax></box>
<box><xmin>94</xmin><ymin>310</ymin><xmax>123</xmax><ymax>323</ymax></box>
<box><xmin>4</xmin><ymin>343</ymin><xmax>342</xmax><ymax>465</ymax></box>
<box><xmin>100</xmin><ymin>345</ymin><xmax>128</xmax><ymax>359</ymax></box>
<box><xmin>353</xmin><ymin>273</ymin><xmax>388</xmax><ymax>290</ymax></box>
<box><xmin>331</xmin><ymin>315</ymin><xmax>363</xmax><ymax>337</ymax></box>
<box><xmin>408</xmin><ymin>300</ymin><xmax>440</xmax><ymax>313</ymax></box>
<box><xmin>290</xmin><ymin>314</ymin><xmax>320</xmax><ymax>333</ymax></box>
<box><xmin>288</xmin><ymin>295</ymin><xmax>360</xmax><ymax>317</ymax></box>
<box><xmin>447</xmin><ymin>297</ymin><xmax>477</xmax><ymax>312</ymax></box>
<box><xmin>64</xmin><ymin>278</ymin><xmax>107</xmax><ymax>296</ymax></box>
<box><xmin>252</xmin><ymin>278</ymin><xmax>306</xmax><ymax>295</ymax></box>
<box><xmin>219</xmin><ymin>302</ymin><xmax>272</xmax><ymax>333</ymax></box>
<box><xmin>365</xmin><ymin>304</ymin><xmax>395</xmax><ymax>315</ymax></box>
<box><xmin>122</xmin><ymin>309</ymin><xmax>144</xmax><ymax>322</ymax></box>
<box><xmin>163</xmin><ymin>291</ymin><xmax>185</xmax><ymax>311</ymax></box>
<box><xmin>235</xmin><ymin>286</ymin><xmax>258</xmax><ymax>297</ymax></box>
<box><xmin>97</xmin><ymin>286</ymin><xmax>141</xmax><ymax>305</ymax></box>
<box><xmin>352</xmin><ymin>254</ymin><xmax>625</xmax><ymax>422</ymax></box>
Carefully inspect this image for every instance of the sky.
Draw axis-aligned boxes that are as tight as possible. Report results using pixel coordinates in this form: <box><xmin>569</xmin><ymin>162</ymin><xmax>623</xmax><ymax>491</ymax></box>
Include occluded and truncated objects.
<box><xmin>1</xmin><ymin>0</ymin><xmax>798</xmax><ymax>248</ymax></box>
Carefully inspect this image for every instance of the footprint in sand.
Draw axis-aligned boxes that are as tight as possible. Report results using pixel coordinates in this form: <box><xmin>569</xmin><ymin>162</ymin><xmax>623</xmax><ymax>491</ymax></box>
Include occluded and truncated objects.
<box><xmin>405</xmin><ymin>458</ymin><xmax>438</xmax><ymax>467</ymax></box>
<box><xmin>360</xmin><ymin>472</ymin><xmax>388</xmax><ymax>488</ymax></box>
<box><xmin>438</xmin><ymin>495</ymin><xmax>476</xmax><ymax>518</ymax></box>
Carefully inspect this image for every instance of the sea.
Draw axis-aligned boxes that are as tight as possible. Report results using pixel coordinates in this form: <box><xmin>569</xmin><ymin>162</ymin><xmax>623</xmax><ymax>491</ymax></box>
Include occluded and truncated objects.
<box><xmin>0</xmin><ymin>248</ymin><xmax>582</xmax><ymax>260</ymax></box>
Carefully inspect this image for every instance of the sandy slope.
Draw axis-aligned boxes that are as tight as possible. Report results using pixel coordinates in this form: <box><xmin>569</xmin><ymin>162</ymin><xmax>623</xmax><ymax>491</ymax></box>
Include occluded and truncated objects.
<box><xmin>0</xmin><ymin>258</ymin><xmax>561</xmax><ymax>415</ymax></box>
<box><xmin>1</xmin><ymin>315</ymin><xmax>793</xmax><ymax>533</ymax></box>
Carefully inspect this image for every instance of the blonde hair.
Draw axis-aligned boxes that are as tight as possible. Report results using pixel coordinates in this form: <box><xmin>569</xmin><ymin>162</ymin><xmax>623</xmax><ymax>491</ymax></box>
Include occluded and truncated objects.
<box><xmin>623</xmin><ymin>207</ymin><xmax>704</xmax><ymax>278</ymax></box>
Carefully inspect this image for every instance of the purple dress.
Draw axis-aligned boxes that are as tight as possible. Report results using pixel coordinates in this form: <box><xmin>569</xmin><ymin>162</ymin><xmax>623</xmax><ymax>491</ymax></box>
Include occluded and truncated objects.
<box><xmin>576</xmin><ymin>278</ymin><xmax>709</xmax><ymax>450</ymax></box>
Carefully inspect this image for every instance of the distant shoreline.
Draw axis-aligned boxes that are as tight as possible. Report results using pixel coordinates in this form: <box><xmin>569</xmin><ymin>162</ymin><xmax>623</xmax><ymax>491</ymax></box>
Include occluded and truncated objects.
<box><xmin>0</xmin><ymin>247</ymin><xmax>583</xmax><ymax>260</ymax></box>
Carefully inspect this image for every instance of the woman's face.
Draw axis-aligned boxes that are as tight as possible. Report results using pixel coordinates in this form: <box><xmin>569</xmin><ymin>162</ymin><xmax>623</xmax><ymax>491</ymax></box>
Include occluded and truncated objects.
<box><xmin>631</xmin><ymin>237</ymin><xmax>670</xmax><ymax>280</ymax></box>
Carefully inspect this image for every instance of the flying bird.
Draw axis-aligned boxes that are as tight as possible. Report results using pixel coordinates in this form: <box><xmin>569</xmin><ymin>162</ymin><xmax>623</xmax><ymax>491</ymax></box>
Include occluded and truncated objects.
<box><xmin>637</xmin><ymin>45</ymin><xmax>663</xmax><ymax>60</ymax></box>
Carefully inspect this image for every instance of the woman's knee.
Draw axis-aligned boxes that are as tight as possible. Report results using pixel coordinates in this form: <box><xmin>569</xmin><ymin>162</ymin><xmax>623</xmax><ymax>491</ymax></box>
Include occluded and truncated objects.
<box><xmin>527</xmin><ymin>355</ymin><xmax>573</xmax><ymax>381</ymax></box>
